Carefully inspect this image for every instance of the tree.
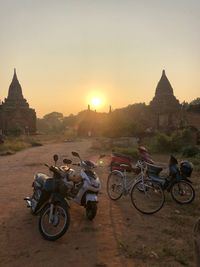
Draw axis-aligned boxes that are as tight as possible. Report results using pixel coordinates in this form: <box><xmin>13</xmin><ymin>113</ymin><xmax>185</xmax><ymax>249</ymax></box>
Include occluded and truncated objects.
<box><xmin>37</xmin><ymin>112</ymin><xmax>64</xmax><ymax>133</ymax></box>
<box><xmin>188</xmin><ymin>98</ymin><xmax>200</xmax><ymax>113</ymax></box>
<box><xmin>190</xmin><ymin>98</ymin><xmax>200</xmax><ymax>105</ymax></box>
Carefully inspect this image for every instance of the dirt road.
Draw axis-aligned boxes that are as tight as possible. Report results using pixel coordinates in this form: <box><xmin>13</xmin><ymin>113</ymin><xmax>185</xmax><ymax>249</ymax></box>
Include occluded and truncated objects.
<box><xmin>0</xmin><ymin>139</ymin><xmax>197</xmax><ymax>267</ymax></box>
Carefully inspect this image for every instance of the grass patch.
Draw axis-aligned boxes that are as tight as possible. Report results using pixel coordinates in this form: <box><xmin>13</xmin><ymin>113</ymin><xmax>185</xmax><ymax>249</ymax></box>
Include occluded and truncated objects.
<box><xmin>0</xmin><ymin>136</ymin><xmax>43</xmax><ymax>155</ymax></box>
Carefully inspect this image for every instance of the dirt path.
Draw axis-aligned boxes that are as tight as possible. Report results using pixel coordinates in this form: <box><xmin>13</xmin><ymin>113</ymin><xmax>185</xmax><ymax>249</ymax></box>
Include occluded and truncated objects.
<box><xmin>0</xmin><ymin>139</ymin><xmax>197</xmax><ymax>267</ymax></box>
<box><xmin>0</xmin><ymin>139</ymin><xmax>128</xmax><ymax>267</ymax></box>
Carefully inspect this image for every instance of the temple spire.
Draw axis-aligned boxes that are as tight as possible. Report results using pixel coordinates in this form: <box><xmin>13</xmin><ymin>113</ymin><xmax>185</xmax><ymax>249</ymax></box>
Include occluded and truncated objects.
<box><xmin>150</xmin><ymin>69</ymin><xmax>180</xmax><ymax>113</ymax></box>
<box><xmin>12</xmin><ymin>68</ymin><xmax>18</xmax><ymax>82</ymax></box>
<box><xmin>7</xmin><ymin>69</ymin><xmax>25</xmax><ymax>101</ymax></box>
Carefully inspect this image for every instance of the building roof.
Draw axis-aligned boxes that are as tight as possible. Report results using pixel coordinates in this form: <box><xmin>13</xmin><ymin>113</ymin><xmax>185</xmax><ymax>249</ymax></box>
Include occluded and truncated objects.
<box><xmin>3</xmin><ymin>69</ymin><xmax>29</xmax><ymax>108</ymax></box>
<box><xmin>7</xmin><ymin>69</ymin><xmax>24</xmax><ymax>101</ymax></box>
<box><xmin>155</xmin><ymin>70</ymin><xmax>174</xmax><ymax>96</ymax></box>
<box><xmin>150</xmin><ymin>70</ymin><xmax>180</xmax><ymax>113</ymax></box>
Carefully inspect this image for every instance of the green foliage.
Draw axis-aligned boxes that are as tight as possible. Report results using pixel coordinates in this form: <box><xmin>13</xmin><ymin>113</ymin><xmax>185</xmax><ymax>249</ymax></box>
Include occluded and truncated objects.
<box><xmin>156</xmin><ymin>133</ymin><xmax>171</xmax><ymax>152</ymax></box>
<box><xmin>182</xmin><ymin>145</ymin><xmax>200</xmax><ymax>157</ymax></box>
<box><xmin>0</xmin><ymin>136</ymin><xmax>43</xmax><ymax>154</ymax></box>
<box><xmin>103</xmin><ymin>104</ymin><xmax>148</xmax><ymax>138</ymax></box>
<box><xmin>112</xmin><ymin>146</ymin><xmax>139</xmax><ymax>159</ymax></box>
<box><xmin>187</xmin><ymin>154</ymin><xmax>200</xmax><ymax>171</ymax></box>
<box><xmin>149</xmin><ymin>129</ymin><xmax>193</xmax><ymax>153</ymax></box>
<box><xmin>37</xmin><ymin>112</ymin><xmax>65</xmax><ymax>134</ymax></box>
<box><xmin>0</xmin><ymin>138</ymin><xmax>28</xmax><ymax>153</ymax></box>
<box><xmin>190</xmin><ymin>97</ymin><xmax>200</xmax><ymax>105</ymax></box>
<box><xmin>188</xmin><ymin>97</ymin><xmax>200</xmax><ymax>112</ymax></box>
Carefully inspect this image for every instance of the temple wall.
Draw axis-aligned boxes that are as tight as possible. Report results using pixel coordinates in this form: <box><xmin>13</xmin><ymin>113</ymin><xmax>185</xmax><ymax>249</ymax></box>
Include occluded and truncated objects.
<box><xmin>186</xmin><ymin>112</ymin><xmax>200</xmax><ymax>130</ymax></box>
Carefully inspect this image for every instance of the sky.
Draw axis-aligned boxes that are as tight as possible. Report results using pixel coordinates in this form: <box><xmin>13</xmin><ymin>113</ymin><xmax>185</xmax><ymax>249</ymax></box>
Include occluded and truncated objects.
<box><xmin>0</xmin><ymin>0</ymin><xmax>199</xmax><ymax>118</ymax></box>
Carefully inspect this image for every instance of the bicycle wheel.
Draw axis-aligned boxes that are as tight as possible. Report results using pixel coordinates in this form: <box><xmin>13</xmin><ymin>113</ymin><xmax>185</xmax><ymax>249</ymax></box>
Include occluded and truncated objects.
<box><xmin>107</xmin><ymin>171</ymin><xmax>124</xmax><ymax>200</ymax></box>
<box><xmin>130</xmin><ymin>179</ymin><xmax>165</xmax><ymax>214</ymax></box>
<box><xmin>171</xmin><ymin>180</ymin><xmax>195</xmax><ymax>204</ymax></box>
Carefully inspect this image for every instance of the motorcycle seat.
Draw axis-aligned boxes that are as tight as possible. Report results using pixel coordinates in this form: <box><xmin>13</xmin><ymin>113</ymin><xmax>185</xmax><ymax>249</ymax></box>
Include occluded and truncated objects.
<box><xmin>148</xmin><ymin>174</ymin><xmax>166</xmax><ymax>186</ymax></box>
<box><xmin>146</xmin><ymin>163</ymin><xmax>163</xmax><ymax>175</ymax></box>
<box><xmin>35</xmin><ymin>173</ymin><xmax>50</xmax><ymax>186</ymax></box>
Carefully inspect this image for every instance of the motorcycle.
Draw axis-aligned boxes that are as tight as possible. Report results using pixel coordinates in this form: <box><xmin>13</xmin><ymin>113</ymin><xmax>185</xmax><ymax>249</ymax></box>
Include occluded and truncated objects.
<box><xmin>24</xmin><ymin>154</ymin><xmax>71</xmax><ymax>241</ymax></box>
<box><xmin>141</xmin><ymin>155</ymin><xmax>195</xmax><ymax>204</ymax></box>
<box><xmin>64</xmin><ymin>151</ymin><xmax>102</xmax><ymax>220</ymax></box>
<box><xmin>110</xmin><ymin>146</ymin><xmax>195</xmax><ymax>204</ymax></box>
<box><xmin>110</xmin><ymin>146</ymin><xmax>154</xmax><ymax>172</ymax></box>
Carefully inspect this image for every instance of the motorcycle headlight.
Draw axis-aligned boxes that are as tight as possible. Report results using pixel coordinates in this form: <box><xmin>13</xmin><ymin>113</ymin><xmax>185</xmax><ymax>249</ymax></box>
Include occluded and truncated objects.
<box><xmin>91</xmin><ymin>180</ymin><xmax>100</xmax><ymax>188</ymax></box>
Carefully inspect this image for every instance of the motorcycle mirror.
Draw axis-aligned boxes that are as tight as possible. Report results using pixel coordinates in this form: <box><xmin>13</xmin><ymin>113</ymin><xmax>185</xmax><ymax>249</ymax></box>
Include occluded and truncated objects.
<box><xmin>169</xmin><ymin>155</ymin><xmax>178</xmax><ymax>165</ymax></box>
<box><xmin>63</xmin><ymin>159</ymin><xmax>72</xmax><ymax>164</ymax></box>
<box><xmin>53</xmin><ymin>154</ymin><xmax>59</xmax><ymax>164</ymax></box>
<box><xmin>72</xmin><ymin>151</ymin><xmax>80</xmax><ymax>158</ymax></box>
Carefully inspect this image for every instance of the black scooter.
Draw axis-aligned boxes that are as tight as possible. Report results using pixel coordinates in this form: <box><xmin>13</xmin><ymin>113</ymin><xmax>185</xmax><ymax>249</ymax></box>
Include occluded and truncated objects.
<box><xmin>145</xmin><ymin>155</ymin><xmax>195</xmax><ymax>204</ymax></box>
<box><xmin>24</xmin><ymin>155</ymin><xmax>71</xmax><ymax>241</ymax></box>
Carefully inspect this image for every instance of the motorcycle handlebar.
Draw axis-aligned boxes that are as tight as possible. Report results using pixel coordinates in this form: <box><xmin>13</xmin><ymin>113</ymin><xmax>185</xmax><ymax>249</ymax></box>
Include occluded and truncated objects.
<box><xmin>45</xmin><ymin>164</ymin><xmax>60</xmax><ymax>175</ymax></box>
<box><xmin>72</xmin><ymin>163</ymin><xmax>80</xmax><ymax>166</ymax></box>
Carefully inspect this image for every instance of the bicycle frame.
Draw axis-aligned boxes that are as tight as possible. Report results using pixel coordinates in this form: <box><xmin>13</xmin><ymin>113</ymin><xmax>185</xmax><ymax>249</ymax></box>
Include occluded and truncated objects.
<box><xmin>115</xmin><ymin>163</ymin><xmax>145</xmax><ymax>195</ymax></box>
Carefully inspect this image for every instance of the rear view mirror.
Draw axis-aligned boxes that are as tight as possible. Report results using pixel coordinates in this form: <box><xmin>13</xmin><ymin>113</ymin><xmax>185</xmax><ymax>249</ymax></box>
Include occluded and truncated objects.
<box><xmin>63</xmin><ymin>159</ymin><xmax>72</xmax><ymax>164</ymax></box>
<box><xmin>72</xmin><ymin>151</ymin><xmax>80</xmax><ymax>158</ymax></box>
<box><xmin>53</xmin><ymin>154</ymin><xmax>59</xmax><ymax>165</ymax></box>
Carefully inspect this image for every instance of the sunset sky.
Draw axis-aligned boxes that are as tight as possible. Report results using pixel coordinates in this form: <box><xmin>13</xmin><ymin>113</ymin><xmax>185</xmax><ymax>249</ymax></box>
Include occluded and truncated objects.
<box><xmin>0</xmin><ymin>0</ymin><xmax>199</xmax><ymax>118</ymax></box>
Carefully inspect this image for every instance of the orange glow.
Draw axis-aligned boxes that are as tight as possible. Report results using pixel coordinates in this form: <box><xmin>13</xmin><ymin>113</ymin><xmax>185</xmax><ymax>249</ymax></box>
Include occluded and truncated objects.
<box><xmin>91</xmin><ymin>97</ymin><xmax>101</xmax><ymax>108</ymax></box>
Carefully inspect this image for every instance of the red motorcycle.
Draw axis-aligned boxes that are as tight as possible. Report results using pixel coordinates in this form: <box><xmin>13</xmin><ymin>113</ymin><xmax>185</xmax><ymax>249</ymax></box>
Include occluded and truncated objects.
<box><xmin>110</xmin><ymin>146</ymin><xmax>154</xmax><ymax>172</ymax></box>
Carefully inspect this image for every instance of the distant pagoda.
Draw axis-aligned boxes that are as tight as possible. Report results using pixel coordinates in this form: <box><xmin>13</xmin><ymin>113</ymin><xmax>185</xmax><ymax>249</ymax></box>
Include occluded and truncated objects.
<box><xmin>149</xmin><ymin>70</ymin><xmax>181</xmax><ymax>130</ymax></box>
<box><xmin>0</xmin><ymin>69</ymin><xmax>36</xmax><ymax>135</ymax></box>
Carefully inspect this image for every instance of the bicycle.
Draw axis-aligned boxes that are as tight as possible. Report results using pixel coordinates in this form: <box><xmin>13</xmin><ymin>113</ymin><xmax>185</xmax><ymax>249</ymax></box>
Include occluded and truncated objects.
<box><xmin>107</xmin><ymin>160</ymin><xmax>165</xmax><ymax>215</ymax></box>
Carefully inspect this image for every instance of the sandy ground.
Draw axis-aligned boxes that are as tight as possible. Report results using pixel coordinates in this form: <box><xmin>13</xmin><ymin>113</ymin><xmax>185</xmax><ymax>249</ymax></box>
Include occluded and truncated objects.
<box><xmin>0</xmin><ymin>139</ymin><xmax>199</xmax><ymax>267</ymax></box>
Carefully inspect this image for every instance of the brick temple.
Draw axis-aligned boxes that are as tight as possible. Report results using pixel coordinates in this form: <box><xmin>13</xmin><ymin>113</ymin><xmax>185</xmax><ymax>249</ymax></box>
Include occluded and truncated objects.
<box><xmin>0</xmin><ymin>69</ymin><xmax>36</xmax><ymax>135</ymax></box>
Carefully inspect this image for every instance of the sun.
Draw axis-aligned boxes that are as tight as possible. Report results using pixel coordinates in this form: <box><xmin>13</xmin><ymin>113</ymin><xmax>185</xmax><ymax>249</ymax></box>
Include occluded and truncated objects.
<box><xmin>91</xmin><ymin>96</ymin><xmax>102</xmax><ymax>108</ymax></box>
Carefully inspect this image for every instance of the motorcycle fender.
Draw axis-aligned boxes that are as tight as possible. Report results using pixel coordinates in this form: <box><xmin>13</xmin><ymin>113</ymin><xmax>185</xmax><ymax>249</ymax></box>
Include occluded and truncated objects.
<box><xmin>51</xmin><ymin>193</ymin><xmax>70</xmax><ymax>208</ymax></box>
<box><xmin>182</xmin><ymin>178</ymin><xmax>192</xmax><ymax>184</ymax></box>
<box><xmin>86</xmin><ymin>193</ymin><xmax>98</xmax><ymax>204</ymax></box>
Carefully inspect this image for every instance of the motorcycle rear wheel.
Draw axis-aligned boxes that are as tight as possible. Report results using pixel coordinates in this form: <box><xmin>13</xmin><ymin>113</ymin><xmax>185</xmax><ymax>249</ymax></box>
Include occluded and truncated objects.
<box><xmin>171</xmin><ymin>180</ymin><xmax>195</xmax><ymax>204</ymax></box>
<box><xmin>86</xmin><ymin>201</ymin><xmax>97</xmax><ymax>220</ymax></box>
<box><xmin>39</xmin><ymin>202</ymin><xmax>70</xmax><ymax>241</ymax></box>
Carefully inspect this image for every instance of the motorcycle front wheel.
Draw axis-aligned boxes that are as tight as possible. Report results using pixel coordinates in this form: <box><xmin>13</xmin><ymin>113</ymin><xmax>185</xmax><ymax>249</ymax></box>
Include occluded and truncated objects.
<box><xmin>39</xmin><ymin>202</ymin><xmax>70</xmax><ymax>241</ymax></box>
<box><xmin>171</xmin><ymin>180</ymin><xmax>195</xmax><ymax>204</ymax></box>
<box><xmin>86</xmin><ymin>201</ymin><xmax>97</xmax><ymax>220</ymax></box>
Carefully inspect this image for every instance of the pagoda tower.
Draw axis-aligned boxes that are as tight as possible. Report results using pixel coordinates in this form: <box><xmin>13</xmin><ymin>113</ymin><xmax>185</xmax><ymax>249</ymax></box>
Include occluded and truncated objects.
<box><xmin>0</xmin><ymin>69</ymin><xmax>36</xmax><ymax>135</ymax></box>
<box><xmin>149</xmin><ymin>70</ymin><xmax>181</xmax><ymax>130</ymax></box>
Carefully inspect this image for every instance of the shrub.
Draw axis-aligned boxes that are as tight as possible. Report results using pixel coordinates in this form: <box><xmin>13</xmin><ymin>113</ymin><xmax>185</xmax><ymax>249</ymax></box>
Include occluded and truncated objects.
<box><xmin>149</xmin><ymin>129</ymin><xmax>194</xmax><ymax>153</ymax></box>
<box><xmin>112</xmin><ymin>146</ymin><xmax>139</xmax><ymax>159</ymax></box>
<box><xmin>149</xmin><ymin>133</ymin><xmax>171</xmax><ymax>153</ymax></box>
<box><xmin>182</xmin><ymin>145</ymin><xmax>200</xmax><ymax>157</ymax></box>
